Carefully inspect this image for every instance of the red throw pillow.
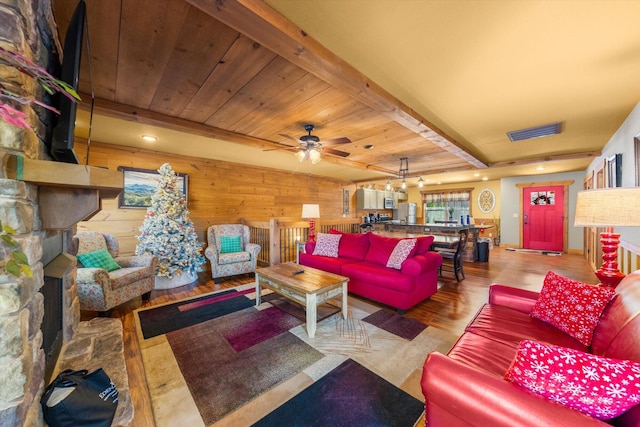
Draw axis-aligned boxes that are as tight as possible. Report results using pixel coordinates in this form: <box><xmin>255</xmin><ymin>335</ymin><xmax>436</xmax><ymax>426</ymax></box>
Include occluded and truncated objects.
<box><xmin>505</xmin><ymin>340</ymin><xmax>640</xmax><ymax>420</ymax></box>
<box><xmin>365</xmin><ymin>234</ymin><xmax>417</xmax><ymax>267</ymax></box>
<box><xmin>415</xmin><ymin>235</ymin><xmax>435</xmax><ymax>255</ymax></box>
<box><xmin>530</xmin><ymin>271</ymin><xmax>615</xmax><ymax>346</ymax></box>
<box><xmin>329</xmin><ymin>229</ymin><xmax>369</xmax><ymax>260</ymax></box>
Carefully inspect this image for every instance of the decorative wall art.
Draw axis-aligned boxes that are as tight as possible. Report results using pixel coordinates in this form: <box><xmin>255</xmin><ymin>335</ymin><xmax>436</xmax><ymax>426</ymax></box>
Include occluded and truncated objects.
<box><xmin>635</xmin><ymin>136</ymin><xmax>640</xmax><ymax>186</ymax></box>
<box><xmin>118</xmin><ymin>166</ymin><xmax>188</xmax><ymax>208</ymax></box>
<box><xmin>477</xmin><ymin>188</ymin><xmax>496</xmax><ymax>213</ymax></box>
<box><xmin>343</xmin><ymin>189</ymin><xmax>350</xmax><ymax>215</ymax></box>
<box><xmin>606</xmin><ymin>153</ymin><xmax>622</xmax><ymax>188</ymax></box>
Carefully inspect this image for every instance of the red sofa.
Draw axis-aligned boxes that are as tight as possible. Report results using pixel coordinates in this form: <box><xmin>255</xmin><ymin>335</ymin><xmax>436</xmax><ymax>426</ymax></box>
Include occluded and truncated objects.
<box><xmin>299</xmin><ymin>232</ymin><xmax>442</xmax><ymax>313</ymax></box>
<box><xmin>421</xmin><ymin>271</ymin><xmax>640</xmax><ymax>426</ymax></box>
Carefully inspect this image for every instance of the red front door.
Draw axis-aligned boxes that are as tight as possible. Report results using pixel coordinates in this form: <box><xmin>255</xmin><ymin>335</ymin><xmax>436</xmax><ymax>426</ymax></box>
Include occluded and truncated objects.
<box><xmin>523</xmin><ymin>186</ymin><xmax>564</xmax><ymax>251</ymax></box>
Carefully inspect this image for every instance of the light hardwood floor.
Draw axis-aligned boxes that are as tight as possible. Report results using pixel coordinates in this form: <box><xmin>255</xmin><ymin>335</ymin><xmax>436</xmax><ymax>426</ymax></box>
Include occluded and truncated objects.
<box><xmin>83</xmin><ymin>247</ymin><xmax>597</xmax><ymax>426</ymax></box>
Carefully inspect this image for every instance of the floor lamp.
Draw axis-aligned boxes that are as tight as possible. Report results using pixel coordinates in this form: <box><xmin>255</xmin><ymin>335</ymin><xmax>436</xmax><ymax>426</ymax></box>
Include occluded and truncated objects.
<box><xmin>574</xmin><ymin>188</ymin><xmax>640</xmax><ymax>287</ymax></box>
<box><xmin>302</xmin><ymin>204</ymin><xmax>320</xmax><ymax>242</ymax></box>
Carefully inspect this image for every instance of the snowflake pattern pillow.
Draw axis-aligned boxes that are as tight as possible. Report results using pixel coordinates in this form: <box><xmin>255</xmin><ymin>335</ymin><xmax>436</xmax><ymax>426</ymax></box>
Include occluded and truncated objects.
<box><xmin>386</xmin><ymin>239</ymin><xmax>417</xmax><ymax>269</ymax></box>
<box><xmin>505</xmin><ymin>340</ymin><xmax>640</xmax><ymax>419</ymax></box>
<box><xmin>530</xmin><ymin>271</ymin><xmax>615</xmax><ymax>346</ymax></box>
<box><xmin>312</xmin><ymin>233</ymin><xmax>342</xmax><ymax>258</ymax></box>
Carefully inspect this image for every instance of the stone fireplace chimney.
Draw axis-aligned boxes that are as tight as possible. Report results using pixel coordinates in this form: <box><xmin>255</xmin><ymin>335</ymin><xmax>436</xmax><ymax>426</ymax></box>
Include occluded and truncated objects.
<box><xmin>0</xmin><ymin>1</ymin><xmax>123</xmax><ymax>425</ymax></box>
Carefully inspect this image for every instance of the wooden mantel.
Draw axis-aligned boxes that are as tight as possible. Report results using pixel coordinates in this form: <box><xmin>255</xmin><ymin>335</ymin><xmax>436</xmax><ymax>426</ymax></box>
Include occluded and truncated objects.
<box><xmin>4</xmin><ymin>155</ymin><xmax>123</xmax><ymax>230</ymax></box>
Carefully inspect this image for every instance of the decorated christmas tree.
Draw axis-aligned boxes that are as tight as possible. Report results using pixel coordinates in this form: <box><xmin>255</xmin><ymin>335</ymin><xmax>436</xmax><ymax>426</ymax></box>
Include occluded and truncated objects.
<box><xmin>136</xmin><ymin>163</ymin><xmax>205</xmax><ymax>283</ymax></box>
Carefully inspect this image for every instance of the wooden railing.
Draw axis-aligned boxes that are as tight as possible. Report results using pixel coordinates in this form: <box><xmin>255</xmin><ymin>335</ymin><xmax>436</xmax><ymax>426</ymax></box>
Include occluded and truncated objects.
<box><xmin>618</xmin><ymin>239</ymin><xmax>640</xmax><ymax>275</ymax></box>
<box><xmin>243</xmin><ymin>218</ymin><xmax>361</xmax><ymax>265</ymax></box>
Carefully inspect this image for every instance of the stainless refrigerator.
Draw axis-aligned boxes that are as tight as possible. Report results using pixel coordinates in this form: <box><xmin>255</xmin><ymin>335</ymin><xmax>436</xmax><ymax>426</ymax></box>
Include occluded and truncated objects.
<box><xmin>395</xmin><ymin>203</ymin><xmax>417</xmax><ymax>225</ymax></box>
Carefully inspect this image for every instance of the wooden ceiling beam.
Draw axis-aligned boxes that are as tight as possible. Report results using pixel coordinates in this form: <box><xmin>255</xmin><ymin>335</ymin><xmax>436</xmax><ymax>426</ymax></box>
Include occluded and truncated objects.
<box><xmin>78</xmin><ymin>95</ymin><xmax>398</xmax><ymax>177</ymax></box>
<box><xmin>489</xmin><ymin>151</ymin><xmax>601</xmax><ymax>168</ymax></box>
<box><xmin>186</xmin><ymin>0</ymin><xmax>487</xmax><ymax>169</ymax></box>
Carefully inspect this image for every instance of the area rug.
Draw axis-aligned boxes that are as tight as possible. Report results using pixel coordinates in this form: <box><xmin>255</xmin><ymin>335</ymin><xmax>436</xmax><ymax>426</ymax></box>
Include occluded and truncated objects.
<box><xmin>505</xmin><ymin>248</ymin><xmax>562</xmax><ymax>256</ymax></box>
<box><xmin>134</xmin><ymin>283</ymin><xmax>456</xmax><ymax>427</ymax></box>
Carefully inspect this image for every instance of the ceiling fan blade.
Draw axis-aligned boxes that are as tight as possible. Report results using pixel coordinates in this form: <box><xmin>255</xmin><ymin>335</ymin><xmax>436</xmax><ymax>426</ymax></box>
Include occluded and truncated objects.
<box><xmin>321</xmin><ymin>137</ymin><xmax>351</xmax><ymax>145</ymax></box>
<box><xmin>263</xmin><ymin>142</ymin><xmax>297</xmax><ymax>152</ymax></box>
<box><xmin>279</xmin><ymin>133</ymin><xmax>301</xmax><ymax>143</ymax></box>
<box><xmin>323</xmin><ymin>147</ymin><xmax>350</xmax><ymax>157</ymax></box>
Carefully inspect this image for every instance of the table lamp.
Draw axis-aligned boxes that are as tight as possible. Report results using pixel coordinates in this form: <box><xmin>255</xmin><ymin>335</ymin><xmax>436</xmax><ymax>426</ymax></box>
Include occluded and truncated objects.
<box><xmin>302</xmin><ymin>204</ymin><xmax>320</xmax><ymax>242</ymax></box>
<box><xmin>574</xmin><ymin>187</ymin><xmax>640</xmax><ymax>287</ymax></box>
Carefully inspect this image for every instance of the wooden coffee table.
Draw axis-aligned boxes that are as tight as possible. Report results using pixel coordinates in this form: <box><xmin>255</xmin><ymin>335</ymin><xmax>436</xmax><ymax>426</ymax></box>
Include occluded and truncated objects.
<box><xmin>255</xmin><ymin>262</ymin><xmax>349</xmax><ymax>338</ymax></box>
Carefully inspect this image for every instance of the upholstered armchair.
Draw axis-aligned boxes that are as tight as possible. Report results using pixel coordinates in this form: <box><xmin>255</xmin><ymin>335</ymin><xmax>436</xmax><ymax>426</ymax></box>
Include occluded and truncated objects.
<box><xmin>205</xmin><ymin>224</ymin><xmax>261</xmax><ymax>282</ymax></box>
<box><xmin>71</xmin><ymin>231</ymin><xmax>158</xmax><ymax>314</ymax></box>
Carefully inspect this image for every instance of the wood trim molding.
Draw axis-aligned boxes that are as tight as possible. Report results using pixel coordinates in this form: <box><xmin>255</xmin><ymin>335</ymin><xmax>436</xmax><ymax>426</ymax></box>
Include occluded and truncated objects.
<box><xmin>515</xmin><ymin>180</ymin><xmax>574</xmax><ymax>188</ymax></box>
<box><xmin>491</xmin><ymin>152</ymin><xmax>600</xmax><ymax>168</ymax></box>
<box><xmin>421</xmin><ymin>187</ymin><xmax>474</xmax><ymax>195</ymax></box>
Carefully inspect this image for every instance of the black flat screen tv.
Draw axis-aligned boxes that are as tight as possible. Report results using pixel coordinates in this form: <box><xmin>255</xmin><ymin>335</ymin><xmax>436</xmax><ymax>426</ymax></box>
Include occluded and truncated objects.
<box><xmin>49</xmin><ymin>0</ymin><xmax>86</xmax><ymax>164</ymax></box>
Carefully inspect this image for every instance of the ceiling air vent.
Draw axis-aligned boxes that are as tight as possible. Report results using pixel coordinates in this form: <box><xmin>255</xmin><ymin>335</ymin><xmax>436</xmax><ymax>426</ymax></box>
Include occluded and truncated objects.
<box><xmin>507</xmin><ymin>122</ymin><xmax>562</xmax><ymax>142</ymax></box>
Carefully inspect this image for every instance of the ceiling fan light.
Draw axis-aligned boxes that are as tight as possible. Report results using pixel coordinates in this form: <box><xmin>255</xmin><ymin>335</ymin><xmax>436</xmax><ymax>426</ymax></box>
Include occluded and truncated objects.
<box><xmin>294</xmin><ymin>149</ymin><xmax>307</xmax><ymax>162</ymax></box>
<box><xmin>309</xmin><ymin>148</ymin><xmax>322</xmax><ymax>164</ymax></box>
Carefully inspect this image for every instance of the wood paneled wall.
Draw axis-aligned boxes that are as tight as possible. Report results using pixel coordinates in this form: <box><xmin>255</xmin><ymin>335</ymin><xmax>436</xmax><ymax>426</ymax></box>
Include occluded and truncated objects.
<box><xmin>75</xmin><ymin>142</ymin><xmax>357</xmax><ymax>255</ymax></box>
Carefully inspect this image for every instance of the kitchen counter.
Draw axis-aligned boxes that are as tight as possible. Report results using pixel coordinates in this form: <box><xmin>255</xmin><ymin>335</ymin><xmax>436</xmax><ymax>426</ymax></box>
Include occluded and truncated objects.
<box><xmin>387</xmin><ymin>223</ymin><xmax>493</xmax><ymax>230</ymax></box>
<box><xmin>383</xmin><ymin>223</ymin><xmax>494</xmax><ymax>261</ymax></box>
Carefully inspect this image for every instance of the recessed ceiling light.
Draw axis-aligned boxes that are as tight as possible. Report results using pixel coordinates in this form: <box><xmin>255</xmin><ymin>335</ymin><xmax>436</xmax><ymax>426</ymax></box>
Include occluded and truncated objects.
<box><xmin>364</xmin><ymin>144</ymin><xmax>374</xmax><ymax>150</ymax></box>
<box><xmin>536</xmin><ymin>166</ymin><xmax>545</xmax><ymax>171</ymax></box>
<box><xmin>482</xmin><ymin>177</ymin><xmax>488</xmax><ymax>181</ymax></box>
<box><xmin>436</xmin><ymin>181</ymin><xmax>442</xmax><ymax>185</ymax></box>
<box><xmin>473</xmin><ymin>173</ymin><xmax>480</xmax><ymax>177</ymax></box>
<box><xmin>141</xmin><ymin>135</ymin><xmax>157</xmax><ymax>142</ymax></box>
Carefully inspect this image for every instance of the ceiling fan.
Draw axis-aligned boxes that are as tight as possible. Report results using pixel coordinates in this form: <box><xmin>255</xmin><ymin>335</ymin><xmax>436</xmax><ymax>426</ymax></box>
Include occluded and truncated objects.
<box><xmin>277</xmin><ymin>124</ymin><xmax>351</xmax><ymax>164</ymax></box>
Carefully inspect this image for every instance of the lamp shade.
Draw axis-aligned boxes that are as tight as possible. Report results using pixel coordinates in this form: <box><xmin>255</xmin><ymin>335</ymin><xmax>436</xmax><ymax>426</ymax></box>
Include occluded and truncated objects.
<box><xmin>301</xmin><ymin>204</ymin><xmax>320</xmax><ymax>219</ymax></box>
<box><xmin>309</xmin><ymin>148</ymin><xmax>321</xmax><ymax>164</ymax></box>
<box><xmin>574</xmin><ymin>188</ymin><xmax>640</xmax><ymax>227</ymax></box>
<box><xmin>294</xmin><ymin>149</ymin><xmax>307</xmax><ymax>162</ymax></box>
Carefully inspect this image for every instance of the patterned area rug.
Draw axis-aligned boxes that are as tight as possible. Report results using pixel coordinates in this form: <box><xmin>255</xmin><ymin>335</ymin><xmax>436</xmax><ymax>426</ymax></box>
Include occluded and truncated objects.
<box><xmin>133</xmin><ymin>283</ymin><xmax>456</xmax><ymax>426</ymax></box>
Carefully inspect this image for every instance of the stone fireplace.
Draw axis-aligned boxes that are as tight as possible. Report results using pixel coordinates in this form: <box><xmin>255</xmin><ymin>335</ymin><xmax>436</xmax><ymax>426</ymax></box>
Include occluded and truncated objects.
<box><xmin>0</xmin><ymin>1</ymin><xmax>126</xmax><ymax>425</ymax></box>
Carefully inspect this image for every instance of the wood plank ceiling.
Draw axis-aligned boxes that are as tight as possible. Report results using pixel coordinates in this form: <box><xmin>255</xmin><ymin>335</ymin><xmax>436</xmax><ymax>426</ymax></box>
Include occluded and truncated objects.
<box><xmin>52</xmin><ymin>0</ymin><xmax>485</xmax><ymax>180</ymax></box>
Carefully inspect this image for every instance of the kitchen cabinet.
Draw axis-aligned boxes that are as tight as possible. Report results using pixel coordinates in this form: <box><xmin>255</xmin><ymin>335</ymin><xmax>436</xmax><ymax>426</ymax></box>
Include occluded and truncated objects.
<box><xmin>356</xmin><ymin>188</ymin><xmax>379</xmax><ymax>209</ymax></box>
<box><xmin>357</xmin><ymin>189</ymin><xmax>407</xmax><ymax>210</ymax></box>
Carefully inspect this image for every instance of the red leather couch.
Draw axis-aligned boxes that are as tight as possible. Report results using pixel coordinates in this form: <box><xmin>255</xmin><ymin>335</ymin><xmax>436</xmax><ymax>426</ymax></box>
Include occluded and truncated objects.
<box><xmin>299</xmin><ymin>232</ymin><xmax>442</xmax><ymax>313</ymax></box>
<box><xmin>420</xmin><ymin>271</ymin><xmax>640</xmax><ymax>426</ymax></box>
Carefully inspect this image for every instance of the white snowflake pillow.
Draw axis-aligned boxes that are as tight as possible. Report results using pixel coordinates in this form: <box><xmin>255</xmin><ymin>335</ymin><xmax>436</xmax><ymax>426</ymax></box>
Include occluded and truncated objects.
<box><xmin>505</xmin><ymin>340</ymin><xmax>640</xmax><ymax>420</ymax></box>
<box><xmin>386</xmin><ymin>239</ymin><xmax>417</xmax><ymax>270</ymax></box>
<box><xmin>530</xmin><ymin>271</ymin><xmax>615</xmax><ymax>346</ymax></box>
<box><xmin>312</xmin><ymin>233</ymin><xmax>342</xmax><ymax>258</ymax></box>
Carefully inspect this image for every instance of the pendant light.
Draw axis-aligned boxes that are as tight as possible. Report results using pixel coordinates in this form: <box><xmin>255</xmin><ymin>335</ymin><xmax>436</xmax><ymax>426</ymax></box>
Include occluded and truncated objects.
<box><xmin>398</xmin><ymin>157</ymin><xmax>409</xmax><ymax>189</ymax></box>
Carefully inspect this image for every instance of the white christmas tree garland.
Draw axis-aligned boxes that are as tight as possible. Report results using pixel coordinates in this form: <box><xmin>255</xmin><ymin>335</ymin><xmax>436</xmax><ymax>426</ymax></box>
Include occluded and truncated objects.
<box><xmin>135</xmin><ymin>163</ymin><xmax>205</xmax><ymax>281</ymax></box>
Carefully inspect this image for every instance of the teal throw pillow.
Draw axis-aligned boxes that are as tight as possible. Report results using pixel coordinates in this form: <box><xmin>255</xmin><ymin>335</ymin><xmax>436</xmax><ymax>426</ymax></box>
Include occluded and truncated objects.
<box><xmin>220</xmin><ymin>235</ymin><xmax>243</xmax><ymax>254</ymax></box>
<box><xmin>77</xmin><ymin>248</ymin><xmax>121</xmax><ymax>272</ymax></box>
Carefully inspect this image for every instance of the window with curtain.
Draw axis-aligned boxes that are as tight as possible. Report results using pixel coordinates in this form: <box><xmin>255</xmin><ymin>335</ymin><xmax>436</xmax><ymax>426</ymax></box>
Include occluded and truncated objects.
<box><xmin>422</xmin><ymin>189</ymin><xmax>472</xmax><ymax>224</ymax></box>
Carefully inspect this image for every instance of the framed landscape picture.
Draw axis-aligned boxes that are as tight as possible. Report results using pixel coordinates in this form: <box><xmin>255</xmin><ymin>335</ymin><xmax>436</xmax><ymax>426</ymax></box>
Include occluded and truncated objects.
<box><xmin>118</xmin><ymin>166</ymin><xmax>188</xmax><ymax>208</ymax></box>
